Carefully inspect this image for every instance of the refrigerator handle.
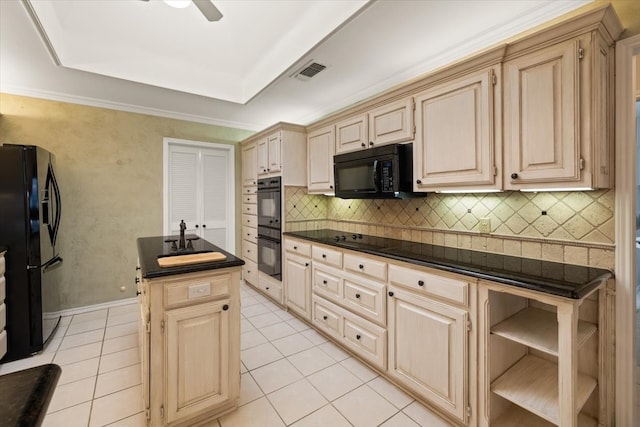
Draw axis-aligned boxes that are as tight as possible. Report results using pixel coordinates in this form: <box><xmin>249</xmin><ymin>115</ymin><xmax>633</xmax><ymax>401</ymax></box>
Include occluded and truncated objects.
<box><xmin>45</xmin><ymin>162</ymin><xmax>62</xmax><ymax>246</ymax></box>
<box><xmin>43</xmin><ymin>255</ymin><xmax>63</xmax><ymax>273</ymax></box>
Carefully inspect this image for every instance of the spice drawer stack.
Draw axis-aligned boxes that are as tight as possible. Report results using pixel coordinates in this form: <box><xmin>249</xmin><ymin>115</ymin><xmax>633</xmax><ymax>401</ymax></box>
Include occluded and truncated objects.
<box><xmin>241</xmin><ymin>140</ymin><xmax>258</xmax><ymax>286</ymax></box>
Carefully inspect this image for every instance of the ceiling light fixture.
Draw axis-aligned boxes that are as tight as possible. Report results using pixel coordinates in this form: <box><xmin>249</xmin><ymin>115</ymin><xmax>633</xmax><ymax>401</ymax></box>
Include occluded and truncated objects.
<box><xmin>164</xmin><ymin>0</ymin><xmax>191</xmax><ymax>9</ymax></box>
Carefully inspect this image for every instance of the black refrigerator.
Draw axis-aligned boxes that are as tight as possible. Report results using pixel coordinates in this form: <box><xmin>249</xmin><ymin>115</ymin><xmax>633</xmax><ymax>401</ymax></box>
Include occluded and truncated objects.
<box><xmin>0</xmin><ymin>144</ymin><xmax>63</xmax><ymax>362</ymax></box>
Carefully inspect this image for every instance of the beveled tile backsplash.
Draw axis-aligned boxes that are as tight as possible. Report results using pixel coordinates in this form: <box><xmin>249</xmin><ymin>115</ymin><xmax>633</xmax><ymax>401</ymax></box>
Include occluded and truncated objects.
<box><xmin>284</xmin><ymin>187</ymin><xmax>615</xmax><ymax>270</ymax></box>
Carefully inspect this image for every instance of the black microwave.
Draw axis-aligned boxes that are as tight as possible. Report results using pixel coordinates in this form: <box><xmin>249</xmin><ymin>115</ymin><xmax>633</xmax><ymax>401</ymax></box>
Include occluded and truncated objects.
<box><xmin>333</xmin><ymin>143</ymin><xmax>425</xmax><ymax>199</ymax></box>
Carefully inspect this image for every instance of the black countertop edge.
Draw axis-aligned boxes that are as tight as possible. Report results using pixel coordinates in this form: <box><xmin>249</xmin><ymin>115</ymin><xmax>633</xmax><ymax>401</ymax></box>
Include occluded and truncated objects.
<box><xmin>0</xmin><ymin>363</ymin><xmax>61</xmax><ymax>427</ymax></box>
<box><xmin>137</xmin><ymin>235</ymin><xmax>245</xmax><ymax>279</ymax></box>
<box><xmin>0</xmin><ymin>246</ymin><xmax>6</xmax><ymax>253</ymax></box>
<box><xmin>283</xmin><ymin>230</ymin><xmax>613</xmax><ymax>300</ymax></box>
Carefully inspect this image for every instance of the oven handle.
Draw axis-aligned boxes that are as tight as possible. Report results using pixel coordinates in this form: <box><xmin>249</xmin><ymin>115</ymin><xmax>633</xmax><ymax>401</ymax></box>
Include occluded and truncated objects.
<box><xmin>257</xmin><ymin>235</ymin><xmax>281</xmax><ymax>244</ymax></box>
<box><xmin>373</xmin><ymin>160</ymin><xmax>379</xmax><ymax>192</ymax></box>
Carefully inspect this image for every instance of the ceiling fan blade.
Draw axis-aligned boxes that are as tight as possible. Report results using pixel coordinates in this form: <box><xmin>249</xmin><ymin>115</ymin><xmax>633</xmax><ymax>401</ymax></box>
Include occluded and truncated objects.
<box><xmin>192</xmin><ymin>0</ymin><xmax>223</xmax><ymax>22</ymax></box>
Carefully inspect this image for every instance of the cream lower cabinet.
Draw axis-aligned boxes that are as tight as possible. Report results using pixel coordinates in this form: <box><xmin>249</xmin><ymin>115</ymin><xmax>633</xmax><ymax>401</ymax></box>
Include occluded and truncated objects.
<box><xmin>140</xmin><ymin>268</ymin><xmax>241</xmax><ymax>426</ymax></box>
<box><xmin>284</xmin><ymin>238</ymin><xmax>312</xmax><ymax>319</ymax></box>
<box><xmin>387</xmin><ymin>263</ymin><xmax>474</xmax><ymax>425</ymax></box>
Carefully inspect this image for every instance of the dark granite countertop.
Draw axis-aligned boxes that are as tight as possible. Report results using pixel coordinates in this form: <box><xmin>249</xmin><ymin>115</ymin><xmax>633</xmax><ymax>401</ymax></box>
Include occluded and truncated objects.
<box><xmin>284</xmin><ymin>229</ymin><xmax>612</xmax><ymax>299</ymax></box>
<box><xmin>0</xmin><ymin>246</ymin><xmax>6</xmax><ymax>253</ymax></box>
<box><xmin>137</xmin><ymin>235</ymin><xmax>244</xmax><ymax>279</ymax></box>
<box><xmin>0</xmin><ymin>363</ymin><xmax>61</xmax><ymax>427</ymax></box>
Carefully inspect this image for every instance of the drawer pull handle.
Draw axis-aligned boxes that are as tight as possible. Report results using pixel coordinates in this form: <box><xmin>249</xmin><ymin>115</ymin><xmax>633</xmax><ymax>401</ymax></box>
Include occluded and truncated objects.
<box><xmin>356</xmin><ymin>334</ymin><xmax>361</xmax><ymax>340</ymax></box>
<box><xmin>135</xmin><ymin>277</ymin><xmax>140</xmax><ymax>284</ymax></box>
<box><xmin>388</xmin><ymin>291</ymin><xmax>394</xmax><ymax>297</ymax></box>
<box><xmin>418</xmin><ymin>280</ymin><xmax>424</xmax><ymax>287</ymax></box>
<box><xmin>294</xmin><ymin>246</ymin><xmax>297</xmax><ymax>250</ymax></box>
<box><xmin>323</xmin><ymin>315</ymin><xmax>328</xmax><ymax>320</ymax></box>
<box><xmin>223</xmin><ymin>304</ymin><xmax>229</xmax><ymax>311</ymax></box>
<box><xmin>355</xmin><ymin>293</ymin><xmax>361</xmax><ymax>299</ymax></box>
<box><xmin>358</xmin><ymin>264</ymin><xmax>364</xmax><ymax>269</ymax></box>
<box><xmin>323</xmin><ymin>280</ymin><xmax>327</xmax><ymax>284</ymax></box>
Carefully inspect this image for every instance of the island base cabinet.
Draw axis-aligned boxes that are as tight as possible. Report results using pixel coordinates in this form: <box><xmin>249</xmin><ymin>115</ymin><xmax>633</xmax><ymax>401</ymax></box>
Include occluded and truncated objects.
<box><xmin>387</xmin><ymin>286</ymin><xmax>469</xmax><ymax>424</ymax></box>
<box><xmin>165</xmin><ymin>300</ymin><xmax>232</xmax><ymax>424</ymax></box>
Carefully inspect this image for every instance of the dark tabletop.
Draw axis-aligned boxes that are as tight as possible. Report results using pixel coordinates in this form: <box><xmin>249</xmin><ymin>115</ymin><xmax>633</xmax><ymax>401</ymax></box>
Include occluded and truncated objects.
<box><xmin>0</xmin><ymin>363</ymin><xmax>61</xmax><ymax>427</ymax></box>
<box><xmin>137</xmin><ymin>235</ymin><xmax>244</xmax><ymax>279</ymax></box>
<box><xmin>283</xmin><ymin>229</ymin><xmax>612</xmax><ymax>299</ymax></box>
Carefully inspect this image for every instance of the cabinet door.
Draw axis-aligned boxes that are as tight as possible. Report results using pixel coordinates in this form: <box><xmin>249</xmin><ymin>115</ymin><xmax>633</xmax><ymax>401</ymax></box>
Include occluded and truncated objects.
<box><xmin>335</xmin><ymin>114</ymin><xmax>368</xmax><ymax>154</ymax></box>
<box><xmin>267</xmin><ymin>132</ymin><xmax>282</xmax><ymax>174</ymax></box>
<box><xmin>257</xmin><ymin>138</ymin><xmax>269</xmax><ymax>176</ymax></box>
<box><xmin>284</xmin><ymin>253</ymin><xmax>311</xmax><ymax>319</ymax></box>
<box><xmin>307</xmin><ymin>126</ymin><xmax>335</xmax><ymax>193</ymax></box>
<box><xmin>414</xmin><ymin>67</ymin><xmax>498</xmax><ymax>190</ymax></box>
<box><xmin>388</xmin><ymin>286</ymin><xmax>468</xmax><ymax>423</ymax></box>
<box><xmin>165</xmin><ymin>300</ymin><xmax>231</xmax><ymax>424</ymax></box>
<box><xmin>504</xmin><ymin>39</ymin><xmax>580</xmax><ymax>189</ymax></box>
<box><xmin>241</xmin><ymin>142</ymin><xmax>257</xmax><ymax>187</ymax></box>
<box><xmin>368</xmin><ymin>97</ymin><xmax>414</xmax><ymax>147</ymax></box>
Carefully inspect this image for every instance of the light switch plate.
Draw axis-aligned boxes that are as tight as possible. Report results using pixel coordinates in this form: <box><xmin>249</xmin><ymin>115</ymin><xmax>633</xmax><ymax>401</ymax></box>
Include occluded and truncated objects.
<box><xmin>479</xmin><ymin>218</ymin><xmax>491</xmax><ymax>234</ymax></box>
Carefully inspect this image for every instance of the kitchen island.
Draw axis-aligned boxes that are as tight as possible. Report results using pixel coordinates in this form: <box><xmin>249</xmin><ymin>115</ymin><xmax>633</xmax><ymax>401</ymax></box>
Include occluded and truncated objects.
<box><xmin>136</xmin><ymin>235</ymin><xmax>244</xmax><ymax>427</ymax></box>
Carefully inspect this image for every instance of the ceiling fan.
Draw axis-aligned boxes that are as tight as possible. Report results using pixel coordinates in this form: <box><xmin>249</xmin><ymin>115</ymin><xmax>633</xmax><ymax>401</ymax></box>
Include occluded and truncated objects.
<box><xmin>142</xmin><ymin>0</ymin><xmax>223</xmax><ymax>22</ymax></box>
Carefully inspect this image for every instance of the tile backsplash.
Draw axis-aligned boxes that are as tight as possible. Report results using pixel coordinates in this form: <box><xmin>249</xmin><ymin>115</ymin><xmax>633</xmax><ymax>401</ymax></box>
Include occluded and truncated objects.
<box><xmin>285</xmin><ymin>187</ymin><xmax>615</xmax><ymax>269</ymax></box>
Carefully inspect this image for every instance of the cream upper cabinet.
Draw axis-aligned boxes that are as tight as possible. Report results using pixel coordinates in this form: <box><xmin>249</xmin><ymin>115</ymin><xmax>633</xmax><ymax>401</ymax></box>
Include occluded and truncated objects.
<box><xmin>413</xmin><ymin>66</ymin><xmax>500</xmax><ymax>191</ymax></box>
<box><xmin>241</xmin><ymin>141</ymin><xmax>257</xmax><ymax>187</ymax></box>
<box><xmin>387</xmin><ymin>285</ymin><xmax>469</xmax><ymax>423</ymax></box>
<box><xmin>504</xmin><ymin>31</ymin><xmax>615</xmax><ymax>190</ymax></box>
<box><xmin>257</xmin><ymin>132</ymin><xmax>282</xmax><ymax>176</ymax></box>
<box><xmin>335</xmin><ymin>114</ymin><xmax>368</xmax><ymax>154</ymax></box>
<box><xmin>368</xmin><ymin>97</ymin><xmax>414</xmax><ymax>147</ymax></box>
<box><xmin>307</xmin><ymin>125</ymin><xmax>335</xmax><ymax>194</ymax></box>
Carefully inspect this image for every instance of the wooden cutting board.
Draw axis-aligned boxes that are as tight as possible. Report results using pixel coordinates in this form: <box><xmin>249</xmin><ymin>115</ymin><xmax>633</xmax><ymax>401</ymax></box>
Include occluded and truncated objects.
<box><xmin>157</xmin><ymin>252</ymin><xmax>227</xmax><ymax>267</ymax></box>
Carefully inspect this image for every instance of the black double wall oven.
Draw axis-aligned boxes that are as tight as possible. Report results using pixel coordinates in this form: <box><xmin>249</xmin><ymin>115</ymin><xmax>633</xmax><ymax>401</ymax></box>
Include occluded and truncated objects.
<box><xmin>257</xmin><ymin>177</ymin><xmax>281</xmax><ymax>280</ymax></box>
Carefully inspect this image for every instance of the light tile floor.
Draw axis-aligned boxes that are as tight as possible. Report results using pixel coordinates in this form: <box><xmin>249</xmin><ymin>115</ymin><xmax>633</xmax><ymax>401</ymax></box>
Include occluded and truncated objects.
<box><xmin>0</xmin><ymin>282</ymin><xmax>453</xmax><ymax>427</ymax></box>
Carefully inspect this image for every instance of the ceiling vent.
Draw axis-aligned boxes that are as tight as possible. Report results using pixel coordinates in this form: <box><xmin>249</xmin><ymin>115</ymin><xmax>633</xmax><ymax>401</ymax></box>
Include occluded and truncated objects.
<box><xmin>291</xmin><ymin>61</ymin><xmax>327</xmax><ymax>81</ymax></box>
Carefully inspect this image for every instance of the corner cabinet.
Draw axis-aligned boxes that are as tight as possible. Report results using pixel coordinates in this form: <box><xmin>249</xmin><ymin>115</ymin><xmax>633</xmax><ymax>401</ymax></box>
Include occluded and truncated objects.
<box><xmin>503</xmin><ymin>7</ymin><xmax>621</xmax><ymax>190</ymax></box>
<box><xmin>138</xmin><ymin>268</ymin><xmax>241</xmax><ymax>426</ymax></box>
<box><xmin>413</xmin><ymin>64</ymin><xmax>501</xmax><ymax>192</ymax></box>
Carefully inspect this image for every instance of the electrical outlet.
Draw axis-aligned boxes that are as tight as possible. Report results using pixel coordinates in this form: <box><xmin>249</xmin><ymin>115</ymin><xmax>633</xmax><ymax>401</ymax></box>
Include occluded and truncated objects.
<box><xmin>479</xmin><ymin>218</ymin><xmax>491</xmax><ymax>234</ymax></box>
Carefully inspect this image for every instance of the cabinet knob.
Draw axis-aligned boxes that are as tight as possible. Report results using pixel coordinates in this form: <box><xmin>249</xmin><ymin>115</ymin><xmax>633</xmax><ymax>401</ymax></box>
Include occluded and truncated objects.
<box><xmin>358</xmin><ymin>264</ymin><xmax>364</xmax><ymax>269</ymax></box>
<box><xmin>266</xmin><ymin>287</ymin><xmax>269</xmax><ymax>290</ymax></box>
<box><xmin>223</xmin><ymin>304</ymin><xmax>229</xmax><ymax>311</ymax></box>
<box><xmin>360</xmin><ymin>142</ymin><xmax>365</xmax><ymax>147</ymax></box>
<box><xmin>416</xmin><ymin>180</ymin><xmax>422</xmax><ymax>184</ymax></box>
<box><xmin>356</xmin><ymin>334</ymin><xmax>361</xmax><ymax>340</ymax></box>
<box><xmin>135</xmin><ymin>277</ymin><xmax>140</xmax><ymax>284</ymax></box>
<box><xmin>293</xmin><ymin>246</ymin><xmax>297</xmax><ymax>250</ymax></box>
<box><xmin>136</xmin><ymin>266</ymin><xmax>141</xmax><ymax>271</ymax></box>
<box><xmin>136</xmin><ymin>291</ymin><xmax>141</xmax><ymax>296</ymax></box>
<box><xmin>305</xmin><ymin>263</ymin><xmax>309</xmax><ymax>267</ymax></box>
<box><xmin>418</xmin><ymin>280</ymin><xmax>424</xmax><ymax>287</ymax></box>
<box><xmin>511</xmin><ymin>173</ymin><xmax>519</xmax><ymax>179</ymax></box>
<box><xmin>195</xmin><ymin>224</ymin><xmax>199</xmax><ymax>228</ymax></box>
<box><xmin>322</xmin><ymin>254</ymin><xmax>326</xmax><ymax>258</ymax></box>
<box><xmin>323</xmin><ymin>315</ymin><xmax>328</xmax><ymax>320</ymax></box>
<box><xmin>388</xmin><ymin>291</ymin><xmax>394</xmax><ymax>297</ymax></box>
<box><xmin>202</xmin><ymin>224</ymin><xmax>206</xmax><ymax>228</ymax></box>
<box><xmin>369</xmin><ymin>141</ymin><xmax>374</xmax><ymax>146</ymax></box>
<box><xmin>355</xmin><ymin>293</ymin><xmax>361</xmax><ymax>299</ymax></box>
<box><xmin>329</xmin><ymin>185</ymin><xmax>333</xmax><ymax>189</ymax></box>
<box><xmin>323</xmin><ymin>280</ymin><xmax>327</xmax><ymax>284</ymax></box>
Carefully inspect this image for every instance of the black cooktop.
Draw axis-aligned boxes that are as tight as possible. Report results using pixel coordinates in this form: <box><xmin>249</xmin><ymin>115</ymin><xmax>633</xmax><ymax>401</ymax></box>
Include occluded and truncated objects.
<box><xmin>283</xmin><ymin>229</ymin><xmax>612</xmax><ymax>299</ymax></box>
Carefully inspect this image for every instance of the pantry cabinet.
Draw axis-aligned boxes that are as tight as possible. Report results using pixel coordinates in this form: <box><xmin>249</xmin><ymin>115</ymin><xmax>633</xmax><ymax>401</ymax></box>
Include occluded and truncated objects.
<box><xmin>414</xmin><ymin>65</ymin><xmax>501</xmax><ymax>191</ymax></box>
<box><xmin>306</xmin><ymin>125</ymin><xmax>335</xmax><ymax>194</ymax></box>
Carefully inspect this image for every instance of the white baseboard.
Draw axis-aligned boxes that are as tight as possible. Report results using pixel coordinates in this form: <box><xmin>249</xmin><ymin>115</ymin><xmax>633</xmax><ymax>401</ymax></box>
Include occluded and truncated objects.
<box><xmin>46</xmin><ymin>298</ymin><xmax>138</xmax><ymax>319</ymax></box>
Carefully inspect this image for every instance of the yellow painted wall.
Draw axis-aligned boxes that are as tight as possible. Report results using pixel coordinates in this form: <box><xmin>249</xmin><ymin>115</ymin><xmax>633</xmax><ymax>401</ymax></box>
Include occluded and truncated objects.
<box><xmin>0</xmin><ymin>93</ymin><xmax>253</xmax><ymax>310</ymax></box>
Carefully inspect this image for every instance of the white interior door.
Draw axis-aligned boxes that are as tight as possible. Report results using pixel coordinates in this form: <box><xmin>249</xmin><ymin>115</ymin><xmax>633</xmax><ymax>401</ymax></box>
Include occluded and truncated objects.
<box><xmin>164</xmin><ymin>139</ymin><xmax>235</xmax><ymax>252</ymax></box>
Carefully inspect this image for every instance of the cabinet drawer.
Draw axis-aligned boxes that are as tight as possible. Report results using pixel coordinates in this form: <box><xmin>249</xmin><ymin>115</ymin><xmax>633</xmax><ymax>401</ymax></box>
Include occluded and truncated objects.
<box><xmin>285</xmin><ymin>239</ymin><xmax>311</xmax><ymax>257</ymax></box>
<box><xmin>343</xmin><ymin>313</ymin><xmax>387</xmax><ymax>369</ymax></box>
<box><xmin>243</xmin><ymin>227</ymin><xmax>258</xmax><ymax>244</ymax></box>
<box><xmin>243</xmin><ymin>241</ymin><xmax>257</xmax><ymax>263</ymax></box>
<box><xmin>243</xmin><ymin>260</ymin><xmax>258</xmax><ymax>285</ymax></box>
<box><xmin>312</xmin><ymin>245</ymin><xmax>343</xmax><ymax>268</ymax></box>
<box><xmin>313</xmin><ymin>268</ymin><xmax>342</xmax><ymax>301</ymax></box>
<box><xmin>242</xmin><ymin>204</ymin><xmax>257</xmax><ymax>215</ymax></box>
<box><xmin>261</xmin><ymin>281</ymin><xmax>282</xmax><ymax>304</ymax></box>
<box><xmin>388</xmin><ymin>264</ymin><xmax>469</xmax><ymax>306</ymax></box>
<box><xmin>163</xmin><ymin>272</ymin><xmax>230</xmax><ymax>308</ymax></box>
<box><xmin>244</xmin><ymin>186</ymin><xmax>257</xmax><ymax>195</ymax></box>
<box><xmin>0</xmin><ymin>276</ymin><xmax>5</xmax><ymax>302</ymax></box>
<box><xmin>344</xmin><ymin>253</ymin><xmax>387</xmax><ymax>282</ymax></box>
<box><xmin>312</xmin><ymin>296</ymin><xmax>342</xmax><ymax>339</ymax></box>
<box><xmin>243</xmin><ymin>193</ymin><xmax>257</xmax><ymax>204</ymax></box>
<box><xmin>242</xmin><ymin>214</ymin><xmax>257</xmax><ymax>228</ymax></box>
<box><xmin>0</xmin><ymin>254</ymin><xmax>4</xmax><ymax>275</ymax></box>
<box><xmin>343</xmin><ymin>278</ymin><xmax>386</xmax><ymax>326</ymax></box>
<box><xmin>0</xmin><ymin>303</ymin><xmax>5</xmax><ymax>331</ymax></box>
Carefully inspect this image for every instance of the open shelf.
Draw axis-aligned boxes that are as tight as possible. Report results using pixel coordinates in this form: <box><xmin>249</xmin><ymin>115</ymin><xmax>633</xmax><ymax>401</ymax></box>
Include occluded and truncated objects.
<box><xmin>491</xmin><ymin>354</ymin><xmax>597</xmax><ymax>425</ymax></box>
<box><xmin>491</xmin><ymin>307</ymin><xmax>597</xmax><ymax>356</ymax></box>
<box><xmin>492</xmin><ymin>404</ymin><xmax>598</xmax><ymax>427</ymax></box>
